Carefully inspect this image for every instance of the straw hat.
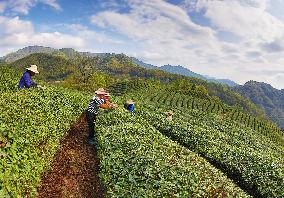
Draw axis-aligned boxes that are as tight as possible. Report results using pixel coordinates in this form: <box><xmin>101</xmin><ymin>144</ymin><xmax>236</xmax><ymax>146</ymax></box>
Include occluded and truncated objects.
<box><xmin>26</xmin><ymin>65</ymin><xmax>39</xmax><ymax>74</ymax></box>
<box><xmin>164</xmin><ymin>111</ymin><xmax>174</xmax><ymax>116</ymax></box>
<box><xmin>95</xmin><ymin>88</ymin><xmax>106</xmax><ymax>95</ymax></box>
<box><xmin>126</xmin><ymin>99</ymin><xmax>135</xmax><ymax>104</ymax></box>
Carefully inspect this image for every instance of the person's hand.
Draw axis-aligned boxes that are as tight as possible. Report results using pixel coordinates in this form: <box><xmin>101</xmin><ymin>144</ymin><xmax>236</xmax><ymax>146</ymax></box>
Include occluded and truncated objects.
<box><xmin>111</xmin><ymin>103</ymin><xmax>118</xmax><ymax>109</ymax></box>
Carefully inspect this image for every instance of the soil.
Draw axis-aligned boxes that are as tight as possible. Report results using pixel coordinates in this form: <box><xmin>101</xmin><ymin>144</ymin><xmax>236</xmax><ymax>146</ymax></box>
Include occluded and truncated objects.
<box><xmin>36</xmin><ymin>113</ymin><xmax>104</xmax><ymax>198</ymax></box>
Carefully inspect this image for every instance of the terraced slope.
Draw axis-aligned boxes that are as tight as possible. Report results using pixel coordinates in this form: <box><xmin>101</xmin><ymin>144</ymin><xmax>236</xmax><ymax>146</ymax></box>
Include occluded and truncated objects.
<box><xmin>1</xmin><ymin>66</ymin><xmax>283</xmax><ymax>197</ymax></box>
<box><xmin>96</xmin><ymin>108</ymin><xmax>249</xmax><ymax>197</ymax></box>
<box><xmin>121</xmin><ymin>89</ymin><xmax>284</xmax><ymax>197</ymax></box>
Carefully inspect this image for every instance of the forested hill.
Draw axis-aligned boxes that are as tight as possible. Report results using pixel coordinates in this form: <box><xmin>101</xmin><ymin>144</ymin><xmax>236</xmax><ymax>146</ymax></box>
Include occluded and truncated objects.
<box><xmin>0</xmin><ymin>46</ymin><xmax>80</xmax><ymax>63</ymax></box>
<box><xmin>234</xmin><ymin>81</ymin><xmax>284</xmax><ymax>128</ymax></box>
<box><xmin>3</xmin><ymin>51</ymin><xmax>264</xmax><ymax>118</ymax></box>
<box><xmin>1</xmin><ymin>46</ymin><xmax>237</xmax><ymax>86</ymax></box>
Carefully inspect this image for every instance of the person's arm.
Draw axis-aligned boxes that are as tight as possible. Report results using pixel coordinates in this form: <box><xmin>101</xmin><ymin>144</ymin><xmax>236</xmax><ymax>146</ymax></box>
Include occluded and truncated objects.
<box><xmin>24</xmin><ymin>72</ymin><xmax>37</xmax><ymax>88</ymax></box>
<box><xmin>100</xmin><ymin>101</ymin><xmax>111</xmax><ymax>109</ymax></box>
<box><xmin>91</xmin><ymin>97</ymin><xmax>104</xmax><ymax>110</ymax></box>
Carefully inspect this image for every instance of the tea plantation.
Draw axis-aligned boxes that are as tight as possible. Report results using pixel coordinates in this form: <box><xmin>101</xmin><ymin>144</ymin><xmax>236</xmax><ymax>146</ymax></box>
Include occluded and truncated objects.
<box><xmin>0</xmin><ymin>67</ymin><xmax>89</xmax><ymax>196</ymax></box>
<box><xmin>1</xmin><ymin>66</ymin><xmax>284</xmax><ymax>197</ymax></box>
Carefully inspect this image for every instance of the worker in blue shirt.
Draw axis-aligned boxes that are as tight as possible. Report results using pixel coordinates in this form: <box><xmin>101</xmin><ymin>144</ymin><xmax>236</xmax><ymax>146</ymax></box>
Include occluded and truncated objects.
<box><xmin>125</xmin><ymin>99</ymin><xmax>135</xmax><ymax>112</ymax></box>
<box><xmin>18</xmin><ymin>65</ymin><xmax>39</xmax><ymax>89</ymax></box>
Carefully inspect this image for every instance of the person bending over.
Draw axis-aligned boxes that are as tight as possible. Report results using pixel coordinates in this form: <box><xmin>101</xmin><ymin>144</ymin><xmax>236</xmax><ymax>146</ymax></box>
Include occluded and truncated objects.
<box><xmin>18</xmin><ymin>65</ymin><xmax>39</xmax><ymax>89</ymax></box>
<box><xmin>85</xmin><ymin>88</ymin><xmax>117</xmax><ymax>146</ymax></box>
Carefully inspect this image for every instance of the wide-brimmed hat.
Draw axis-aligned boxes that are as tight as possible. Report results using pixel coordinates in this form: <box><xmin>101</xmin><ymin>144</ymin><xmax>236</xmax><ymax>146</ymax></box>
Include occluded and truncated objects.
<box><xmin>164</xmin><ymin>111</ymin><xmax>174</xmax><ymax>116</ymax></box>
<box><xmin>126</xmin><ymin>99</ymin><xmax>135</xmax><ymax>104</ymax></box>
<box><xmin>95</xmin><ymin>88</ymin><xmax>106</xmax><ymax>95</ymax></box>
<box><xmin>26</xmin><ymin>65</ymin><xmax>39</xmax><ymax>74</ymax></box>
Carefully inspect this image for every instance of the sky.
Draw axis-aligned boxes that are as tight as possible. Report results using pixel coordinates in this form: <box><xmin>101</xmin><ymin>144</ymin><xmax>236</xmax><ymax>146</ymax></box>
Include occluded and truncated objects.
<box><xmin>1</xmin><ymin>0</ymin><xmax>284</xmax><ymax>89</ymax></box>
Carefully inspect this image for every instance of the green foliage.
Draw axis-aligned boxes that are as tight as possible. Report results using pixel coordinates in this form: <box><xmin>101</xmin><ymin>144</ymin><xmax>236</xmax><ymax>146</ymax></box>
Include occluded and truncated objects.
<box><xmin>7</xmin><ymin>52</ymin><xmax>266</xmax><ymax>119</ymax></box>
<box><xmin>10</xmin><ymin>53</ymin><xmax>76</xmax><ymax>81</ymax></box>
<box><xmin>125</xmin><ymin>89</ymin><xmax>284</xmax><ymax>197</ymax></box>
<box><xmin>234</xmin><ymin>81</ymin><xmax>284</xmax><ymax>128</ymax></box>
<box><xmin>59</xmin><ymin>70</ymin><xmax>117</xmax><ymax>92</ymax></box>
<box><xmin>96</xmin><ymin>108</ymin><xmax>249</xmax><ymax>197</ymax></box>
<box><xmin>0</xmin><ymin>67</ymin><xmax>89</xmax><ymax>197</ymax></box>
<box><xmin>1</xmin><ymin>62</ymin><xmax>283</xmax><ymax>197</ymax></box>
<box><xmin>168</xmin><ymin>79</ymin><xmax>209</xmax><ymax>97</ymax></box>
<box><xmin>51</xmin><ymin>51</ymin><xmax>68</xmax><ymax>59</ymax></box>
<box><xmin>0</xmin><ymin>66</ymin><xmax>21</xmax><ymax>92</ymax></box>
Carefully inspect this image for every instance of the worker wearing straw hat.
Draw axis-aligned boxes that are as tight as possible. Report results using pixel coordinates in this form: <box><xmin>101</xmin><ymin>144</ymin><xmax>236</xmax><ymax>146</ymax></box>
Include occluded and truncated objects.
<box><xmin>164</xmin><ymin>110</ymin><xmax>174</xmax><ymax>121</ymax></box>
<box><xmin>18</xmin><ymin>65</ymin><xmax>39</xmax><ymax>89</ymax></box>
<box><xmin>85</xmin><ymin>88</ymin><xmax>117</xmax><ymax>146</ymax></box>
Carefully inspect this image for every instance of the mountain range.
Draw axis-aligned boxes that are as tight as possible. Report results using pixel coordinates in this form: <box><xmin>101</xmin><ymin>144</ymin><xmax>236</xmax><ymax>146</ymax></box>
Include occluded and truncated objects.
<box><xmin>131</xmin><ymin>57</ymin><xmax>238</xmax><ymax>86</ymax></box>
<box><xmin>1</xmin><ymin>46</ymin><xmax>237</xmax><ymax>86</ymax></box>
<box><xmin>1</xmin><ymin>46</ymin><xmax>283</xmax><ymax>128</ymax></box>
<box><xmin>233</xmin><ymin>81</ymin><xmax>284</xmax><ymax>128</ymax></box>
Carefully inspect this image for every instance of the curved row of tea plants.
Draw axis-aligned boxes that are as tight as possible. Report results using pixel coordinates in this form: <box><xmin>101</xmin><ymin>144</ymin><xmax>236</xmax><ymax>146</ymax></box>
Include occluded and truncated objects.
<box><xmin>96</xmin><ymin>107</ymin><xmax>250</xmax><ymax>197</ymax></box>
<box><xmin>143</xmin><ymin>90</ymin><xmax>283</xmax><ymax>144</ymax></box>
<box><xmin>0</xmin><ymin>67</ymin><xmax>89</xmax><ymax>197</ymax></box>
<box><xmin>108</xmin><ymin>80</ymin><xmax>279</xmax><ymax>136</ymax></box>
<box><xmin>132</xmin><ymin>96</ymin><xmax>284</xmax><ymax>197</ymax></box>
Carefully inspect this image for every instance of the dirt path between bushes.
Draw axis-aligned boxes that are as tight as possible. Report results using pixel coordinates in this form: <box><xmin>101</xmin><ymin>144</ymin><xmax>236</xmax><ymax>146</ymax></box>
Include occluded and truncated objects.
<box><xmin>36</xmin><ymin>113</ymin><xmax>104</xmax><ymax>198</ymax></box>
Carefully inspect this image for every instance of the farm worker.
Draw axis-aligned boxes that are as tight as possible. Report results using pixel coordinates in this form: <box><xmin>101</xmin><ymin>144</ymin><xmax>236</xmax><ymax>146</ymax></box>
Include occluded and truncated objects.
<box><xmin>125</xmin><ymin>99</ymin><xmax>135</xmax><ymax>112</ymax></box>
<box><xmin>164</xmin><ymin>111</ymin><xmax>174</xmax><ymax>121</ymax></box>
<box><xmin>18</xmin><ymin>65</ymin><xmax>39</xmax><ymax>89</ymax></box>
<box><xmin>85</xmin><ymin>88</ymin><xmax>117</xmax><ymax>146</ymax></box>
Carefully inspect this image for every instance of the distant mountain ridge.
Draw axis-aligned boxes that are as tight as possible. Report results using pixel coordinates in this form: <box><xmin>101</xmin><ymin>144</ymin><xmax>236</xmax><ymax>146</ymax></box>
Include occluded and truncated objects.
<box><xmin>234</xmin><ymin>80</ymin><xmax>284</xmax><ymax>128</ymax></box>
<box><xmin>1</xmin><ymin>46</ymin><xmax>238</xmax><ymax>87</ymax></box>
<box><xmin>7</xmin><ymin>46</ymin><xmax>284</xmax><ymax>127</ymax></box>
<box><xmin>1</xmin><ymin>46</ymin><xmax>118</xmax><ymax>63</ymax></box>
<box><xmin>1</xmin><ymin>46</ymin><xmax>57</xmax><ymax>63</ymax></box>
<box><xmin>131</xmin><ymin>57</ymin><xmax>238</xmax><ymax>86</ymax></box>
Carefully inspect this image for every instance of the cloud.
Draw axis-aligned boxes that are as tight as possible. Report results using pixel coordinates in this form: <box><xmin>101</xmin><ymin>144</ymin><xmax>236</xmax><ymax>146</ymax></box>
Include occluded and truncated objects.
<box><xmin>0</xmin><ymin>0</ymin><xmax>61</xmax><ymax>15</ymax></box>
<box><xmin>0</xmin><ymin>2</ymin><xmax>6</xmax><ymax>13</ymax></box>
<box><xmin>91</xmin><ymin>0</ymin><xmax>284</xmax><ymax>88</ymax></box>
<box><xmin>261</xmin><ymin>37</ymin><xmax>284</xmax><ymax>53</ymax></box>
<box><xmin>0</xmin><ymin>16</ymin><xmax>127</xmax><ymax>57</ymax></box>
<box><xmin>0</xmin><ymin>16</ymin><xmax>84</xmax><ymax>55</ymax></box>
<box><xmin>0</xmin><ymin>16</ymin><xmax>33</xmax><ymax>34</ymax></box>
<box><xmin>2</xmin><ymin>0</ymin><xmax>284</xmax><ymax>89</ymax></box>
<box><xmin>190</xmin><ymin>0</ymin><xmax>284</xmax><ymax>41</ymax></box>
<box><xmin>92</xmin><ymin>0</ymin><xmax>215</xmax><ymax>42</ymax></box>
<box><xmin>40</xmin><ymin>0</ymin><xmax>61</xmax><ymax>11</ymax></box>
<box><xmin>90</xmin><ymin>0</ymin><xmax>284</xmax><ymax>89</ymax></box>
<box><xmin>91</xmin><ymin>0</ymin><xmax>221</xmax><ymax>66</ymax></box>
<box><xmin>65</xmin><ymin>23</ymin><xmax>124</xmax><ymax>45</ymax></box>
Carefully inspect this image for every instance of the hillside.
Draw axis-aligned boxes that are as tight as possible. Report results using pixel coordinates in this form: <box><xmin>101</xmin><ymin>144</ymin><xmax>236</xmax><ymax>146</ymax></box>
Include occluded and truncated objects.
<box><xmin>0</xmin><ymin>66</ymin><xmax>251</xmax><ymax>197</ymax></box>
<box><xmin>1</xmin><ymin>46</ymin><xmax>56</xmax><ymax>63</ymax></box>
<box><xmin>1</xmin><ymin>46</ymin><xmax>80</xmax><ymax>63</ymax></box>
<box><xmin>2</xmin><ymin>66</ymin><xmax>284</xmax><ymax>197</ymax></box>
<box><xmin>2</xmin><ymin>46</ymin><xmax>238</xmax><ymax>86</ymax></box>
<box><xmin>234</xmin><ymin>81</ymin><xmax>284</xmax><ymax>128</ymax></box>
<box><xmin>6</xmin><ymin>51</ymin><xmax>263</xmax><ymax>118</ymax></box>
<box><xmin>10</xmin><ymin>53</ymin><xmax>76</xmax><ymax>81</ymax></box>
